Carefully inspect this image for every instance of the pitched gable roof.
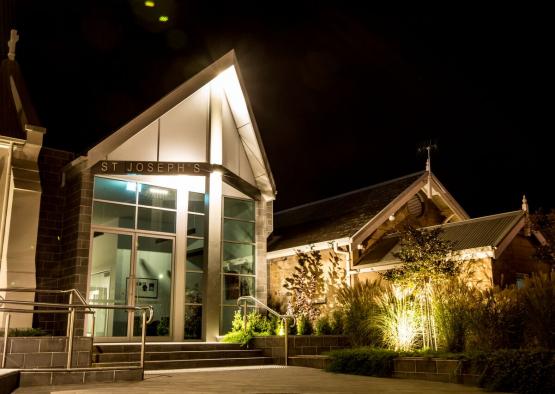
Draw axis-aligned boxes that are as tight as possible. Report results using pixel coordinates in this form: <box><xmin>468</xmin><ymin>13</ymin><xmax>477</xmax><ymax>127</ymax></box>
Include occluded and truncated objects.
<box><xmin>268</xmin><ymin>172</ymin><xmax>425</xmax><ymax>251</ymax></box>
<box><xmin>86</xmin><ymin>50</ymin><xmax>276</xmax><ymax>199</ymax></box>
<box><xmin>0</xmin><ymin>57</ymin><xmax>40</xmax><ymax>139</ymax></box>
<box><xmin>356</xmin><ymin>210</ymin><xmax>526</xmax><ymax>267</ymax></box>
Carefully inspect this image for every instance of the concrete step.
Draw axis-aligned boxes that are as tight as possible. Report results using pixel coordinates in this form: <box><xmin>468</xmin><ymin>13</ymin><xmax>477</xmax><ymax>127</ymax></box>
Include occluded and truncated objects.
<box><xmin>94</xmin><ymin>349</ymin><xmax>264</xmax><ymax>363</ymax></box>
<box><xmin>144</xmin><ymin>356</ymin><xmax>274</xmax><ymax>370</ymax></box>
<box><xmin>93</xmin><ymin>342</ymin><xmax>244</xmax><ymax>354</ymax></box>
<box><xmin>93</xmin><ymin>356</ymin><xmax>273</xmax><ymax>370</ymax></box>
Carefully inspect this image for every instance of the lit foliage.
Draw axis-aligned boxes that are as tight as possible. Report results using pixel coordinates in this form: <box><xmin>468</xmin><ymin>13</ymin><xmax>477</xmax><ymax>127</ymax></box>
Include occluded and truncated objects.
<box><xmin>221</xmin><ymin>310</ymin><xmax>274</xmax><ymax>346</ymax></box>
<box><xmin>381</xmin><ymin>225</ymin><xmax>459</xmax><ymax>350</ymax></box>
<box><xmin>283</xmin><ymin>247</ymin><xmax>326</xmax><ymax>323</ymax></box>
<box><xmin>336</xmin><ymin>280</ymin><xmax>381</xmax><ymax>346</ymax></box>
<box><xmin>382</xmin><ymin>225</ymin><xmax>459</xmax><ymax>286</ymax></box>
<box><xmin>374</xmin><ymin>284</ymin><xmax>419</xmax><ymax>351</ymax></box>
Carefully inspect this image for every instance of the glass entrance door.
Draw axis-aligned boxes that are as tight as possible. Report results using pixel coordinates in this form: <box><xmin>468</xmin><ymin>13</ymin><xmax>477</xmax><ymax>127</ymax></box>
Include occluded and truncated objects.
<box><xmin>89</xmin><ymin>232</ymin><xmax>132</xmax><ymax>337</ymax></box>
<box><xmin>132</xmin><ymin>235</ymin><xmax>174</xmax><ymax>337</ymax></box>
<box><xmin>89</xmin><ymin>232</ymin><xmax>174</xmax><ymax>339</ymax></box>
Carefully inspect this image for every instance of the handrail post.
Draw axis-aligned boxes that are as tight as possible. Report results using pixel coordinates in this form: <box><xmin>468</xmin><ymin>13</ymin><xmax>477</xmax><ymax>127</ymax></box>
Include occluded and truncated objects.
<box><xmin>2</xmin><ymin>313</ymin><xmax>10</xmax><ymax>368</ymax></box>
<box><xmin>283</xmin><ymin>317</ymin><xmax>288</xmax><ymax>366</ymax></box>
<box><xmin>140</xmin><ymin>309</ymin><xmax>146</xmax><ymax>370</ymax></box>
<box><xmin>243</xmin><ymin>299</ymin><xmax>248</xmax><ymax>331</ymax></box>
<box><xmin>66</xmin><ymin>308</ymin><xmax>75</xmax><ymax>369</ymax></box>
<box><xmin>66</xmin><ymin>292</ymin><xmax>73</xmax><ymax>337</ymax></box>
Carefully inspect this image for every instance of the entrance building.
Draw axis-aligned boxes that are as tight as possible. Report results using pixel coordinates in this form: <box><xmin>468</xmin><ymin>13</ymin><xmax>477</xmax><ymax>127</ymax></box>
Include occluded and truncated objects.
<box><xmin>80</xmin><ymin>51</ymin><xmax>276</xmax><ymax>341</ymax></box>
<box><xmin>1</xmin><ymin>49</ymin><xmax>276</xmax><ymax>342</ymax></box>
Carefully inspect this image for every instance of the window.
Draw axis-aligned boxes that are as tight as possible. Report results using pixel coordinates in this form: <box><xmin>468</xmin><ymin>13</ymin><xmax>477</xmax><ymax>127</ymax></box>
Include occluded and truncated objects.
<box><xmin>92</xmin><ymin>177</ymin><xmax>176</xmax><ymax>234</ymax></box>
<box><xmin>184</xmin><ymin>192</ymin><xmax>206</xmax><ymax>339</ymax></box>
<box><xmin>221</xmin><ymin>197</ymin><xmax>255</xmax><ymax>334</ymax></box>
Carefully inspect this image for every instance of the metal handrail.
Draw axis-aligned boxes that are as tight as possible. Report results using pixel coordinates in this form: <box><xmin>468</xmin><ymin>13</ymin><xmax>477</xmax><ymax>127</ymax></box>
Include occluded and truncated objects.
<box><xmin>0</xmin><ymin>287</ymin><xmax>95</xmax><ymax>337</ymax></box>
<box><xmin>237</xmin><ymin>296</ymin><xmax>295</xmax><ymax>366</ymax></box>
<box><xmin>0</xmin><ymin>288</ymin><xmax>153</xmax><ymax>372</ymax></box>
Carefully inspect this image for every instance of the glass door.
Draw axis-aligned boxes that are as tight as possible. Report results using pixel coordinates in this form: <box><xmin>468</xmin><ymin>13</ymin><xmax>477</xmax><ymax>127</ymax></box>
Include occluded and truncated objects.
<box><xmin>89</xmin><ymin>231</ymin><xmax>133</xmax><ymax>337</ymax></box>
<box><xmin>89</xmin><ymin>232</ymin><xmax>174</xmax><ymax>340</ymax></box>
<box><xmin>132</xmin><ymin>235</ymin><xmax>174</xmax><ymax>338</ymax></box>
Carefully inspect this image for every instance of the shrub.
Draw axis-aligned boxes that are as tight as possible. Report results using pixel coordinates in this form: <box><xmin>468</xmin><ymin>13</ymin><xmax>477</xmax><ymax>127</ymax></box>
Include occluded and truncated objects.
<box><xmin>315</xmin><ymin>314</ymin><xmax>333</xmax><ymax>335</ymax></box>
<box><xmin>329</xmin><ymin>310</ymin><xmax>344</xmax><ymax>335</ymax></box>
<box><xmin>2</xmin><ymin>328</ymin><xmax>48</xmax><ymax>337</ymax></box>
<box><xmin>296</xmin><ymin>315</ymin><xmax>313</xmax><ymax>335</ymax></box>
<box><xmin>467</xmin><ymin>286</ymin><xmax>525</xmax><ymax>351</ymax></box>
<box><xmin>326</xmin><ymin>347</ymin><xmax>397</xmax><ymax>377</ymax></box>
<box><xmin>521</xmin><ymin>272</ymin><xmax>555</xmax><ymax>349</ymax></box>
<box><xmin>475</xmin><ymin>349</ymin><xmax>555</xmax><ymax>394</ymax></box>
<box><xmin>373</xmin><ymin>284</ymin><xmax>419</xmax><ymax>351</ymax></box>
<box><xmin>337</xmin><ymin>280</ymin><xmax>381</xmax><ymax>346</ymax></box>
<box><xmin>221</xmin><ymin>310</ymin><xmax>274</xmax><ymax>346</ymax></box>
<box><xmin>432</xmin><ymin>279</ymin><xmax>479</xmax><ymax>352</ymax></box>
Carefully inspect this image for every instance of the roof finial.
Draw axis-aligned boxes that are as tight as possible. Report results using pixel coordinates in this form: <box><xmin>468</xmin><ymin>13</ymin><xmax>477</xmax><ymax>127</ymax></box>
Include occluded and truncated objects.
<box><xmin>7</xmin><ymin>29</ymin><xmax>19</xmax><ymax>61</ymax></box>
<box><xmin>418</xmin><ymin>141</ymin><xmax>436</xmax><ymax>199</ymax></box>
<box><xmin>522</xmin><ymin>195</ymin><xmax>529</xmax><ymax>213</ymax></box>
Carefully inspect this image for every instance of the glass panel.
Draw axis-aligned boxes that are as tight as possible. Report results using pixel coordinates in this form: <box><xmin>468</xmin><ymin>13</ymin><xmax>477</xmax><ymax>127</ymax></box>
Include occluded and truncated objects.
<box><xmin>222</xmin><ymin>275</ymin><xmax>254</xmax><ymax>304</ymax></box>
<box><xmin>88</xmin><ymin>232</ymin><xmax>132</xmax><ymax>337</ymax></box>
<box><xmin>137</xmin><ymin>207</ymin><xmax>176</xmax><ymax>233</ymax></box>
<box><xmin>221</xmin><ymin>306</ymin><xmax>238</xmax><ymax>335</ymax></box>
<box><xmin>185</xmin><ymin>305</ymin><xmax>202</xmax><ymax>339</ymax></box>
<box><xmin>223</xmin><ymin>242</ymin><xmax>254</xmax><ymax>274</ymax></box>
<box><xmin>188</xmin><ymin>192</ymin><xmax>205</xmax><ymax>214</ymax></box>
<box><xmin>133</xmin><ymin>236</ymin><xmax>173</xmax><ymax>336</ymax></box>
<box><xmin>187</xmin><ymin>214</ymin><xmax>205</xmax><ymax>237</ymax></box>
<box><xmin>138</xmin><ymin>184</ymin><xmax>176</xmax><ymax>209</ymax></box>
<box><xmin>94</xmin><ymin>177</ymin><xmax>137</xmax><ymax>203</ymax></box>
<box><xmin>223</xmin><ymin>219</ymin><xmax>254</xmax><ymax>243</ymax></box>
<box><xmin>92</xmin><ymin>201</ymin><xmax>135</xmax><ymax>229</ymax></box>
<box><xmin>224</xmin><ymin>198</ymin><xmax>254</xmax><ymax>221</ymax></box>
<box><xmin>185</xmin><ymin>272</ymin><xmax>203</xmax><ymax>303</ymax></box>
<box><xmin>186</xmin><ymin>238</ymin><xmax>204</xmax><ymax>271</ymax></box>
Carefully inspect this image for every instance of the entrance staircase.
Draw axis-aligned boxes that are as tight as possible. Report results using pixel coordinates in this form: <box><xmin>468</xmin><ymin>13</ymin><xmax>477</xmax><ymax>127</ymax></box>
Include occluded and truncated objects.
<box><xmin>93</xmin><ymin>342</ymin><xmax>274</xmax><ymax>370</ymax></box>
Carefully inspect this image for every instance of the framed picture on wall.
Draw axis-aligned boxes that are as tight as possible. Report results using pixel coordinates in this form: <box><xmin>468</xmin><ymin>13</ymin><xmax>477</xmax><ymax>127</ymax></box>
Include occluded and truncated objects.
<box><xmin>134</xmin><ymin>278</ymin><xmax>158</xmax><ymax>299</ymax></box>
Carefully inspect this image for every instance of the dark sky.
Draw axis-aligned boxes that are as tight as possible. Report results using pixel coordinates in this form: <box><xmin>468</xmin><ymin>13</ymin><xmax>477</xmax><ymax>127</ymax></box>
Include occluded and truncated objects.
<box><xmin>6</xmin><ymin>1</ymin><xmax>553</xmax><ymax>216</ymax></box>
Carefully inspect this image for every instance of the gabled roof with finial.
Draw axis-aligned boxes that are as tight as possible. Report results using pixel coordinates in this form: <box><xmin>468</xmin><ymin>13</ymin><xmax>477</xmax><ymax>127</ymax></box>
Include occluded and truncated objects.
<box><xmin>0</xmin><ymin>29</ymin><xmax>41</xmax><ymax>139</ymax></box>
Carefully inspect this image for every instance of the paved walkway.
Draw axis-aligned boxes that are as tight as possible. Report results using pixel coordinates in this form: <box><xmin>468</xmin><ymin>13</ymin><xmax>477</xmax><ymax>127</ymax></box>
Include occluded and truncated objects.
<box><xmin>15</xmin><ymin>366</ymin><xmax>497</xmax><ymax>393</ymax></box>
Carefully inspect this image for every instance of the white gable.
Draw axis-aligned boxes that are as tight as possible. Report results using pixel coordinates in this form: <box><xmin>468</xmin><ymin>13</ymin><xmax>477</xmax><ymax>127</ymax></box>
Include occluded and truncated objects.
<box><xmin>86</xmin><ymin>51</ymin><xmax>276</xmax><ymax>200</ymax></box>
<box><xmin>222</xmin><ymin>92</ymin><xmax>256</xmax><ymax>186</ymax></box>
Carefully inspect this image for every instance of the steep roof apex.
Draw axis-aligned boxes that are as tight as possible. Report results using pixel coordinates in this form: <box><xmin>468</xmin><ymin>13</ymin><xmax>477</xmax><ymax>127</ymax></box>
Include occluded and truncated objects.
<box><xmin>0</xmin><ymin>41</ymin><xmax>41</xmax><ymax>139</ymax></box>
<box><xmin>86</xmin><ymin>50</ymin><xmax>276</xmax><ymax>198</ymax></box>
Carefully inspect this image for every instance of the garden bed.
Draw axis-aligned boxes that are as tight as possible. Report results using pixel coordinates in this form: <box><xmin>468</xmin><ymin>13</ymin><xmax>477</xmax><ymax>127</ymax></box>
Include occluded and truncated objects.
<box><xmin>325</xmin><ymin>348</ymin><xmax>555</xmax><ymax>394</ymax></box>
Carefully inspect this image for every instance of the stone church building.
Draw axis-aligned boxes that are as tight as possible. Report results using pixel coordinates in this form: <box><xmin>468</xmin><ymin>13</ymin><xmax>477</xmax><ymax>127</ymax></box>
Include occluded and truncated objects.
<box><xmin>0</xmin><ymin>30</ymin><xmax>550</xmax><ymax>342</ymax></box>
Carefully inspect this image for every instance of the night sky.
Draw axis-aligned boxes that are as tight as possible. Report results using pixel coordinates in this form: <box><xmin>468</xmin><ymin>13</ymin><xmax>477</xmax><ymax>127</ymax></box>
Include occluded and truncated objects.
<box><xmin>5</xmin><ymin>1</ymin><xmax>553</xmax><ymax>216</ymax></box>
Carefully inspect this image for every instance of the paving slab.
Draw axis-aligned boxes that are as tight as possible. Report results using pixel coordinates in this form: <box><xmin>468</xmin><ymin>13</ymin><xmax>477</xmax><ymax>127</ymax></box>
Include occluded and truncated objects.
<box><xmin>14</xmin><ymin>365</ymin><xmax>503</xmax><ymax>393</ymax></box>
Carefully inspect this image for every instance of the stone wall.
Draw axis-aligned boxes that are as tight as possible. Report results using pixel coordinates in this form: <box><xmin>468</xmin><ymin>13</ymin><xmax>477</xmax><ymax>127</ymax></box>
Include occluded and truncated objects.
<box><xmin>393</xmin><ymin>357</ymin><xmax>479</xmax><ymax>385</ymax></box>
<box><xmin>252</xmin><ymin>335</ymin><xmax>350</xmax><ymax>364</ymax></box>
<box><xmin>268</xmin><ymin>249</ymin><xmax>347</xmax><ymax>313</ymax></box>
<box><xmin>58</xmin><ymin>168</ymin><xmax>93</xmax><ymax>336</ymax></box>
<box><xmin>34</xmin><ymin>148</ymin><xmax>74</xmax><ymax>334</ymax></box>
<box><xmin>0</xmin><ymin>336</ymin><xmax>92</xmax><ymax>369</ymax></box>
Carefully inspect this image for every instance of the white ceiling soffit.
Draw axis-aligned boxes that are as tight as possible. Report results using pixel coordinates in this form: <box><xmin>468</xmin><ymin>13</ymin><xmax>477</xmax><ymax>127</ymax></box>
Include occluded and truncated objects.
<box><xmin>86</xmin><ymin>51</ymin><xmax>276</xmax><ymax>199</ymax></box>
<box><xmin>216</xmin><ymin>66</ymin><xmax>276</xmax><ymax>200</ymax></box>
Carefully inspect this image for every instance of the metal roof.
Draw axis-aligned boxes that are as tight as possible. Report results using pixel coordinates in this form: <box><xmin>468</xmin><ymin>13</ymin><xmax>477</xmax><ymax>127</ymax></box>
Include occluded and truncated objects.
<box><xmin>356</xmin><ymin>210</ymin><xmax>525</xmax><ymax>266</ymax></box>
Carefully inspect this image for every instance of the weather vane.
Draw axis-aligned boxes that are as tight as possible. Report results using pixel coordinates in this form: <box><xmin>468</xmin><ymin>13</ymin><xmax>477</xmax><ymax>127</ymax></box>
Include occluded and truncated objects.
<box><xmin>418</xmin><ymin>141</ymin><xmax>437</xmax><ymax>199</ymax></box>
<box><xmin>7</xmin><ymin>29</ymin><xmax>19</xmax><ymax>61</ymax></box>
<box><xmin>417</xmin><ymin>141</ymin><xmax>438</xmax><ymax>172</ymax></box>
